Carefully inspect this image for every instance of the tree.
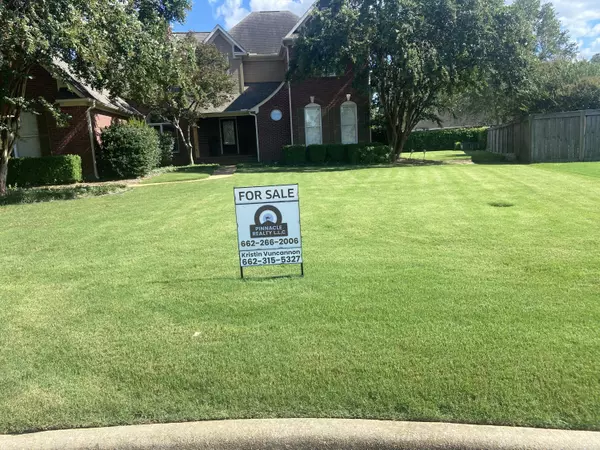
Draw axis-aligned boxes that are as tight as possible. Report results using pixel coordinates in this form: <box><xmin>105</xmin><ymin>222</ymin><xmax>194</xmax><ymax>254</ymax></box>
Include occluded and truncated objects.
<box><xmin>522</xmin><ymin>60</ymin><xmax>600</xmax><ymax>113</ymax></box>
<box><xmin>0</xmin><ymin>0</ymin><xmax>189</xmax><ymax>194</ymax></box>
<box><xmin>512</xmin><ymin>0</ymin><xmax>577</xmax><ymax>61</ymax></box>
<box><xmin>136</xmin><ymin>34</ymin><xmax>233</xmax><ymax>165</ymax></box>
<box><xmin>592</xmin><ymin>54</ymin><xmax>600</xmax><ymax>64</ymax></box>
<box><xmin>456</xmin><ymin>0</ymin><xmax>577</xmax><ymax>124</ymax></box>
<box><xmin>290</xmin><ymin>0</ymin><xmax>530</xmax><ymax>159</ymax></box>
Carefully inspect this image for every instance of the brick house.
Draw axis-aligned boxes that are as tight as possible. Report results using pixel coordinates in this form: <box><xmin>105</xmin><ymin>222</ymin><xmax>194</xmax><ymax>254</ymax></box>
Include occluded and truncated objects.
<box><xmin>170</xmin><ymin>8</ymin><xmax>371</xmax><ymax>164</ymax></box>
<box><xmin>17</xmin><ymin>6</ymin><xmax>370</xmax><ymax>176</ymax></box>
<box><xmin>17</xmin><ymin>62</ymin><xmax>137</xmax><ymax>179</ymax></box>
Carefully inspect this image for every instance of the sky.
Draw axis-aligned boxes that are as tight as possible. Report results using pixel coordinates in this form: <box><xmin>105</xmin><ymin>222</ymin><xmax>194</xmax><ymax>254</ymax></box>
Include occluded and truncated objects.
<box><xmin>171</xmin><ymin>0</ymin><xmax>600</xmax><ymax>59</ymax></box>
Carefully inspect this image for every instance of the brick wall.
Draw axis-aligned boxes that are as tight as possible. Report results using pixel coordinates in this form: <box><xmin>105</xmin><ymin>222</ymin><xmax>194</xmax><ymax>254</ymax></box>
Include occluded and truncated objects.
<box><xmin>290</xmin><ymin>70</ymin><xmax>370</xmax><ymax>146</ymax></box>
<box><xmin>23</xmin><ymin>65</ymin><xmax>132</xmax><ymax>178</ymax></box>
<box><xmin>256</xmin><ymin>83</ymin><xmax>291</xmax><ymax>161</ymax></box>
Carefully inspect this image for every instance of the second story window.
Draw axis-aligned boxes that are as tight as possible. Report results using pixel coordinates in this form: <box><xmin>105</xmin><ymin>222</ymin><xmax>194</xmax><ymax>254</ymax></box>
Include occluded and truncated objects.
<box><xmin>304</xmin><ymin>103</ymin><xmax>322</xmax><ymax>145</ymax></box>
<box><xmin>340</xmin><ymin>101</ymin><xmax>358</xmax><ymax>144</ymax></box>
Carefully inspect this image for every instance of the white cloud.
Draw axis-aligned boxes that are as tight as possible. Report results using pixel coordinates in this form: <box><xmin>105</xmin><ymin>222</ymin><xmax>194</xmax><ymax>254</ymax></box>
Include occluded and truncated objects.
<box><xmin>248</xmin><ymin>0</ymin><xmax>313</xmax><ymax>18</ymax></box>
<box><xmin>215</xmin><ymin>0</ymin><xmax>250</xmax><ymax>29</ymax></box>
<box><xmin>579</xmin><ymin>37</ymin><xmax>600</xmax><ymax>59</ymax></box>
<box><xmin>212</xmin><ymin>0</ymin><xmax>313</xmax><ymax>29</ymax></box>
<box><xmin>545</xmin><ymin>0</ymin><xmax>600</xmax><ymax>58</ymax></box>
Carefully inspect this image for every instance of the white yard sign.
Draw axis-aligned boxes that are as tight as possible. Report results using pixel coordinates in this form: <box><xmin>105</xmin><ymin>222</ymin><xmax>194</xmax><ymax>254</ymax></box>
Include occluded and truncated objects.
<box><xmin>234</xmin><ymin>184</ymin><xmax>303</xmax><ymax>273</ymax></box>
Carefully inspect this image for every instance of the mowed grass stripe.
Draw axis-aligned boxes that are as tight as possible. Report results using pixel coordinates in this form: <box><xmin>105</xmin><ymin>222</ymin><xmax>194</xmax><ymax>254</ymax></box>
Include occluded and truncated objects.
<box><xmin>0</xmin><ymin>163</ymin><xmax>599</xmax><ymax>433</ymax></box>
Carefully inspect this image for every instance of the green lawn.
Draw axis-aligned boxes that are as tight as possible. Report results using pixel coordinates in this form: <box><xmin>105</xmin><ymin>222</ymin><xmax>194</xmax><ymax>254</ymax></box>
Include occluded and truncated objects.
<box><xmin>1</xmin><ymin>161</ymin><xmax>600</xmax><ymax>434</ymax></box>
<box><xmin>140</xmin><ymin>164</ymin><xmax>218</xmax><ymax>184</ymax></box>
<box><xmin>400</xmin><ymin>149</ymin><xmax>507</xmax><ymax>163</ymax></box>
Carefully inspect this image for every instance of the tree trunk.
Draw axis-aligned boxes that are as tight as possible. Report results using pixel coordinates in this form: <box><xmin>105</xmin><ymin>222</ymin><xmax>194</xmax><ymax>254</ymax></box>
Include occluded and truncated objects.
<box><xmin>0</xmin><ymin>144</ymin><xmax>10</xmax><ymax>195</ymax></box>
<box><xmin>172</xmin><ymin>118</ymin><xmax>194</xmax><ymax>165</ymax></box>
<box><xmin>186</xmin><ymin>125</ymin><xmax>194</xmax><ymax>166</ymax></box>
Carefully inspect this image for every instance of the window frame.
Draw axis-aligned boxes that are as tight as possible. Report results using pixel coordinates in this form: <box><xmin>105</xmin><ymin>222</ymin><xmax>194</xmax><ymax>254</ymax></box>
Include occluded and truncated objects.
<box><xmin>148</xmin><ymin>122</ymin><xmax>180</xmax><ymax>154</ymax></box>
<box><xmin>340</xmin><ymin>101</ymin><xmax>358</xmax><ymax>145</ymax></box>
<box><xmin>304</xmin><ymin>103</ymin><xmax>323</xmax><ymax>146</ymax></box>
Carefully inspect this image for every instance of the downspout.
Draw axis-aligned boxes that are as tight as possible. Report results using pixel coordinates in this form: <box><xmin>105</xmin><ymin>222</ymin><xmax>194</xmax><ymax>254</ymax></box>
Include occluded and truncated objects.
<box><xmin>286</xmin><ymin>46</ymin><xmax>294</xmax><ymax>145</ymax></box>
<box><xmin>86</xmin><ymin>100</ymin><xmax>99</xmax><ymax>179</ymax></box>
<box><xmin>251</xmin><ymin>112</ymin><xmax>261</xmax><ymax>162</ymax></box>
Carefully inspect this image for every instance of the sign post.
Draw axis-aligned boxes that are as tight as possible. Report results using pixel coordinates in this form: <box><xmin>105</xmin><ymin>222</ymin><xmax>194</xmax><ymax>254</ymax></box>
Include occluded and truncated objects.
<box><xmin>234</xmin><ymin>184</ymin><xmax>303</xmax><ymax>278</ymax></box>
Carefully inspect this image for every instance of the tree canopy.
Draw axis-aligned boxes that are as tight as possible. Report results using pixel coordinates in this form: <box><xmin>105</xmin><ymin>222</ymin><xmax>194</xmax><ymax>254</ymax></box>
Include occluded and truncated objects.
<box><xmin>0</xmin><ymin>0</ymin><xmax>190</xmax><ymax>193</ymax></box>
<box><xmin>290</xmin><ymin>0</ymin><xmax>531</xmax><ymax>159</ymax></box>
<box><xmin>137</xmin><ymin>33</ymin><xmax>233</xmax><ymax>165</ymax></box>
<box><xmin>452</xmin><ymin>0</ymin><xmax>579</xmax><ymax>124</ymax></box>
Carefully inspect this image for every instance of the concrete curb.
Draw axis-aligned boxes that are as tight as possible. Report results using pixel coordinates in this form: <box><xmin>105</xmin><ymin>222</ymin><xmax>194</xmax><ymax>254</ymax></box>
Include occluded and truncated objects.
<box><xmin>1</xmin><ymin>419</ymin><xmax>599</xmax><ymax>450</ymax></box>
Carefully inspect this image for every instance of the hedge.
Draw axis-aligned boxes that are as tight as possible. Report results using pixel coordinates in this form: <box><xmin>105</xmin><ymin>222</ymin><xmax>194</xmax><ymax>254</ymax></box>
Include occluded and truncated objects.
<box><xmin>404</xmin><ymin>127</ymin><xmax>488</xmax><ymax>151</ymax></box>
<box><xmin>99</xmin><ymin>120</ymin><xmax>161</xmax><ymax>179</ymax></box>
<box><xmin>282</xmin><ymin>143</ymin><xmax>391</xmax><ymax>165</ymax></box>
<box><xmin>282</xmin><ymin>145</ymin><xmax>306</xmax><ymax>164</ymax></box>
<box><xmin>326</xmin><ymin>144</ymin><xmax>345</xmax><ymax>163</ymax></box>
<box><xmin>7</xmin><ymin>155</ymin><xmax>82</xmax><ymax>187</ymax></box>
<box><xmin>307</xmin><ymin>144</ymin><xmax>327</xmax><ymax>164</ymax></box>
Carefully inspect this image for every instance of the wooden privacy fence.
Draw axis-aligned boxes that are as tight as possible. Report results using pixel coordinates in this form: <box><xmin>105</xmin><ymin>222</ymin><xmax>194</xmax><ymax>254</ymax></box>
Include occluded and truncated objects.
<box><xmin>487</xmin><ymin>109</ymin><xmax>600</xmax><ymax>162</ymax></box>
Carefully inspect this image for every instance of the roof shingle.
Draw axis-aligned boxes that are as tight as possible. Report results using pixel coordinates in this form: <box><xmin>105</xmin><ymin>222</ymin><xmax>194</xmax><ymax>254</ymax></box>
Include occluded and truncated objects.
<box><xmin>229</xmin><ymin>11</ymin><xmax>300</xmax><ymax>55</ymax></box>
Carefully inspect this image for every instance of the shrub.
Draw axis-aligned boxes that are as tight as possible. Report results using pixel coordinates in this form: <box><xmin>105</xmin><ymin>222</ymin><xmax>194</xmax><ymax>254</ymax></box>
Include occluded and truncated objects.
<box><xmin>0</xmin><ymin>184</ymin><xmax>126</xmax><ymax>205</ymax></box>
<box><xmin>405</xmin><ymin>127</ymin><xmax>488</xmax><ymax>151</ymax></box>
<box><xmin>326</xmin><ymin>144</ymin><xmax>346</xmax><ymax>163</ymax></box>
<box><xmin>158</xmin><ymin>133</ymin><xmax>175</xmax><ymax>167</ymax></box>
<box><xmin>358</xmin><ymin>145</ymin><xmax>391</xmax><ymax>164</ymax></box>
<box><xmin>7</xmin><ymin>155</ymin><xmax>82</xmax><ymax>187</ymax></box>
<box><xmin>282</xmin><ymin>145</ymin><xmax>306</xmax><ymax>165</ymax></box>
<box><xmin>99</xmin><ymin>120</ymin><xmax>160</xmax><ymax>179</ymax></box>
<box><xmin>345</xmin><ymin>144</ymin><xmax>362</xmax><ymax>164</ymax></box>
<box><xmin>307</xmin><ymin>144</ymin><xmax>327</xmax><ymax>164</ymax></box>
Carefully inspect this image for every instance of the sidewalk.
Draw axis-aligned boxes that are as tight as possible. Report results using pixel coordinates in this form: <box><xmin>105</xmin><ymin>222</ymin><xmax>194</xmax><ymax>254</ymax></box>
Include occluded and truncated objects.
<box><xmin>2</xmin><ymin>419</ymin><xmax>599</xmax><ymax>450</ymax></box>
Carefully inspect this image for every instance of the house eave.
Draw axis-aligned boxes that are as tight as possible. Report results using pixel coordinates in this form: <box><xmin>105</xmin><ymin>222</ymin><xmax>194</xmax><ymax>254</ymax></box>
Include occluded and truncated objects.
<box><xmin>199</xmin><ymin>110</ymin><xmax>253</xmax><ymax>118</ymax></box>
<box><xmin>55</xmin><ymin>98</ymin><xmax>134</xmax><ymax>116</ymax></box>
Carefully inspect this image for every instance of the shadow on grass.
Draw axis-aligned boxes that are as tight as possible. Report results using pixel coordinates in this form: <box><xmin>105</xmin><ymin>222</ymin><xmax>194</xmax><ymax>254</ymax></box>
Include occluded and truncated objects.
<box><xmin>235</xmin><ymin>163</ymin><xmax>396</xmax><ymax>174</ymax></box>
<box><xmin>171</xmin><ymin>165</ymin><xmax>218</xmax><ymax>175</ymax></box>
<box><xmin>465</xmin><ymin>150</ymin><xmax>513</xmax><ymax>165</ymax></box>
<box><xmin>489</xmin><ymin>201</ymin><xmax>515</xmax><ymax>208</ymax></box>
<box><xmin>0</xmin><ymin>184</ymin><xmax>128</xmax><ymax>206</ymax></box>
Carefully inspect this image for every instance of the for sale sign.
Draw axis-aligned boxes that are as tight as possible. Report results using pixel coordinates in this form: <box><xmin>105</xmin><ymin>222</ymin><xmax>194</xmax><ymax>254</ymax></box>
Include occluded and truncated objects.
<box><xmin>234</xmin><ymin>184</ymin><xmax>303</xmax><ymax>271</ymax></box>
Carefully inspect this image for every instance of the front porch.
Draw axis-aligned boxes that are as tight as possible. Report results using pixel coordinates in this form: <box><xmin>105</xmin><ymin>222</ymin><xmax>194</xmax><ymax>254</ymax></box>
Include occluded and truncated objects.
<box><xmin>194</xmin><ymin>114</ymin><xmax>258</xmax><ymax>164</ymax></box>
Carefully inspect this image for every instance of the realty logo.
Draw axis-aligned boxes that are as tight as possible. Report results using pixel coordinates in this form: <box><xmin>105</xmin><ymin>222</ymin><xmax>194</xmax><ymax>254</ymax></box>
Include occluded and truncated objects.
<box><xmin>250</xmin><ymin>205</ymin><xmax>288</xmax><ymax>238</ymax></box>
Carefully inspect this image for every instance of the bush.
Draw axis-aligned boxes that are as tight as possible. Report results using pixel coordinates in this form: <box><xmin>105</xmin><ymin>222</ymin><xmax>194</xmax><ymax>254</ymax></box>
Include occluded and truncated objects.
<box><xmin>280</xmin><ymin>142</ymin><xmax>392</xmax><ymax>166</ymax></box>
<box><xmin>0</xmin><ymin>184</ymin><xmax>126</xmax><ymax>205</ymax></box>
<box><xmin>358</xmin><ymin>145</ymin><xmax>391</xmax><ymax>164</ymax></box>
<box><xmin>345</xmin><ymin>144</ymin><xmax>362</xmax><ymax>164</ymax></box>
<box><xmin>7</xmin><ymin>155</ymin><xmax>82</xmax><ymax>187</ymax></box>
<box><xmin>158</xmin><ymin>133</ymin><xmax>175</xmax><ymax>167</ymax></box>
<box><xmin>307</xmin><ymin>144</ymin><xmax>327</xmax><ymax>164</ymax></box>
<box><xmin>405</xmin><ymin>127</ymin><xmax>488</xmax><ymax>151</ymax></box>
<box><xmin>326</xmin><ymin>144</ymin><xmax>346</xmax><ymax>163</ymax></box>
<box><xmin>282</xmin><ymin>145</ymin><xmax>306</xmax><ymax>165</ymax></box>
<box><xmin>99</xmin><ymin>120</ymin><xmax>160</xmax><ymax>179</ymax></box>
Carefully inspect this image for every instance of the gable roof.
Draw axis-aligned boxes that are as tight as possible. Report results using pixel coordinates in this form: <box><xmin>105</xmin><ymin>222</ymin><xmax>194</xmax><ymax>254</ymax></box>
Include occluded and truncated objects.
<box><xmin>229</xmin><ymin>11</ymin><xmax>300</xmax><ymax>55</ymax></box>
<box><xmin>174</xmin><ymin>27</ymin><xmax>248</xmax><ymax>54</ymax></box>
<box><xmin>284</xmin><ymin>2</ymin><xmax>317</xmax><ymax>41</ymax></box>
<box><xmin>53</xmin><ymin>59</ymin><xmax>138</xmax><ymax>115</ymax></box>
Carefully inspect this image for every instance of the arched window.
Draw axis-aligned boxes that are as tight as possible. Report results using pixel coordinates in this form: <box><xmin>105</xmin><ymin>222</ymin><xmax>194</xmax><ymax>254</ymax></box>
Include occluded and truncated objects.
<box><xmin>304</xmin><ymin>103</ymin><xmax>322</xmax><ymax>145</ymax></box>
<box><xmin>340</xmin><ymin>101</ymin><xmax>358</xmax><ymax>144</ymax></box>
